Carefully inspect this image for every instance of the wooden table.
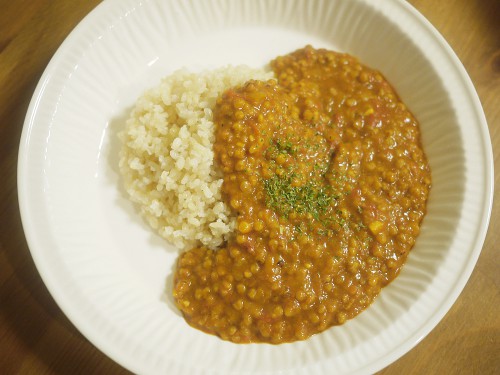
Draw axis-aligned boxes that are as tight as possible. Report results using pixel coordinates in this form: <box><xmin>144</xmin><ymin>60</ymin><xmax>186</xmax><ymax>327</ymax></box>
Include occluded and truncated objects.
<box><xmin>1</xmin><ymin>0</ymin><xmax>498</xmax><ymax>373</ymax></box>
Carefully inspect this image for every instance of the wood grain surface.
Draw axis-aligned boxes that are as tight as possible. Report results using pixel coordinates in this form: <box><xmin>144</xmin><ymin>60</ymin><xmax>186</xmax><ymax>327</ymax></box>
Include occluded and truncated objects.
<box><xmin>1</xmin><ymin>0</ymin><xmax>498</xmax><ymax>374</ymax></box>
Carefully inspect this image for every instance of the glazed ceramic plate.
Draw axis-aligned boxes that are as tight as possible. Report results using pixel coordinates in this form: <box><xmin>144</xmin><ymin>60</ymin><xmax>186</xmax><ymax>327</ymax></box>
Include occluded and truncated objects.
<box><xmin>18</xmin><ymin>0</ymin><xmax>493</xmax><ymax>374</ymax></box>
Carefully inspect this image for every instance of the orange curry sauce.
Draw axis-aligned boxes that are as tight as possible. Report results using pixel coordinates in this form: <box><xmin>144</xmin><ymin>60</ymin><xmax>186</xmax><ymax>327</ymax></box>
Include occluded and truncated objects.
<box><xmin>173</xmin><ymin>46</ymin><xmax>431</xmax><ymax>343</ymax></box>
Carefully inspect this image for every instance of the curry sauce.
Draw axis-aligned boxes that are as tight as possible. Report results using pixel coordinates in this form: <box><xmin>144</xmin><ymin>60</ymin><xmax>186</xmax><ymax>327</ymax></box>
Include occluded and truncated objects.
<box><xmin>173</xmin><ymin>46</ymin><xmax>431</xmax><ymax>343</ymax></box>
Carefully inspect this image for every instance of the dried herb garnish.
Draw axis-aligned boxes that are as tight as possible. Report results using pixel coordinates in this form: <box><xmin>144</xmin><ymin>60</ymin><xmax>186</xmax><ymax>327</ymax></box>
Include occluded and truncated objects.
<box><xmin>263</xmin><ymin>174</ymin><xmax>338</xmax><ymax>221</ymax></box>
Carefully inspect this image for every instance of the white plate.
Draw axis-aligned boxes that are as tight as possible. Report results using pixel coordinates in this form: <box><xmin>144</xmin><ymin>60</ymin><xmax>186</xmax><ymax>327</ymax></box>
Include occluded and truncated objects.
<box><xmin>18</xmin><ymin>0</ymin><xmax>493</xmax><ymax>374</ymax></box>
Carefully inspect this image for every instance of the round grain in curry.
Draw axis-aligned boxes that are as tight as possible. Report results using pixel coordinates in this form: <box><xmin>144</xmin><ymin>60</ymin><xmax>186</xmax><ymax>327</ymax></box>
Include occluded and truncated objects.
<box><xmin>173</xmin><ymin>46</ymin><xmax>431</xmax><ymax>344</ymax></box>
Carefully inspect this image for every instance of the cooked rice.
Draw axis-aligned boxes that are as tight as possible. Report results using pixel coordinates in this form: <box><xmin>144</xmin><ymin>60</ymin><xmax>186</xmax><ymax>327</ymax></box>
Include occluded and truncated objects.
<box><xmin>119</xmin><ymin>66</ymin><xmax>273</xmax><ymax>249</ymax></box>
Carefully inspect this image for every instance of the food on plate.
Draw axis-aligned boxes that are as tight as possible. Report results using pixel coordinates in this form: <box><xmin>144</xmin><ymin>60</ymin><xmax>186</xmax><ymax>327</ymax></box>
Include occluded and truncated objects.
<box><xmin>121</xmin><ymin>45</ymin><xmax>431</xmax><ymax>344</ymax></box>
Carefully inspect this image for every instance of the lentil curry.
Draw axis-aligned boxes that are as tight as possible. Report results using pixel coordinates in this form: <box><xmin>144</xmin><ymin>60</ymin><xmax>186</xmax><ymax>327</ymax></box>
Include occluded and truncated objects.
<box><xmin>173</xmin><ymin>46</ymin><xmax>431</xmax><ymax>343</ymax></box>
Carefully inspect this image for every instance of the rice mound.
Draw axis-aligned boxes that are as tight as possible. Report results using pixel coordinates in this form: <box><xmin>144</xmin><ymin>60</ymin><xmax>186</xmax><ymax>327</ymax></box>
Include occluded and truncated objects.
<box><xmin>119</xmin><ymin>66</ymin><xmax>273</xmax><ymax>249</ymax></box>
